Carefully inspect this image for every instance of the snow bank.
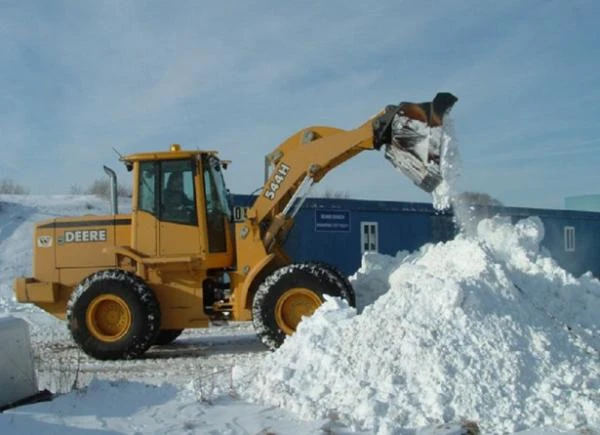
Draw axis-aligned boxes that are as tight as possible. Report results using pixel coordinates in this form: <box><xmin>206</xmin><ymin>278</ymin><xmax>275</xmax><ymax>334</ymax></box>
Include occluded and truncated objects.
<box><xmin>234</xmin><ymin>216</ymin><xmax>600</xmax><ymax>434</ymax></box>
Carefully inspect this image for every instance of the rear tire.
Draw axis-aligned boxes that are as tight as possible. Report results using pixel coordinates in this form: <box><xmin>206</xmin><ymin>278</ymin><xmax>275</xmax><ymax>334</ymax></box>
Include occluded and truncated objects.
<box><xmin>154</xmin><ymin>329</ymin><xmax>184</xmax><ymax>345</ymax></box>
<box><xmin>252</xmin><ymin>263</ymin><xmax>352</xmax><ymax>350</ymax></box>
<box><xmin>67</xmin><ymin>269</ymin><xmax>160</xmax><ymax>360</ymax></box>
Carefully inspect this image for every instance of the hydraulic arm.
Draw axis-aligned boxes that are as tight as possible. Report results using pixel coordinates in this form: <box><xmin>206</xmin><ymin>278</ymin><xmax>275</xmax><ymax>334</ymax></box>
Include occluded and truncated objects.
<box><xmin>250</xmin><ymin>92</ymin><xmax>458</xmax><ymax>250</ymax></box>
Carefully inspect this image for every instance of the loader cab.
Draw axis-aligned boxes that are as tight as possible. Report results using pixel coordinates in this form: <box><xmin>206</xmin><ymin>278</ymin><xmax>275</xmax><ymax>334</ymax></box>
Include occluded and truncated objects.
<box><xmin>129</xmin><ymin>147</ymin><xmax>234</xmax><ymax>269</ymax></box>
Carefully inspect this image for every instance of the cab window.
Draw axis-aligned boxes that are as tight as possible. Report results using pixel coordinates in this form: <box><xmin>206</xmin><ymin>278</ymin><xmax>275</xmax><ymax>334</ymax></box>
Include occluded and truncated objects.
<box><xmin>160</xmin><ymin>159</ymin><xmax>197</xmax><ymax>225</ymax></box>
<box><xmin>138</xmin><ymin>161</ymin><xmax>157</xmax><ymax>214</ymax></box>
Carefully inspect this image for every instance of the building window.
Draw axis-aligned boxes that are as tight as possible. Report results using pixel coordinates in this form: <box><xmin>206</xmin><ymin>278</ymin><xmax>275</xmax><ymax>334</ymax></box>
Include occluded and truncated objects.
<box><xmin>564</xmin><ymin>226</ymin><xmax>576</xmax><ymax>252</ymax></box>
<box><xmin>361</xmin><ymin>222</ymin><xmax>378</xmax><ymax>253</ymax></box>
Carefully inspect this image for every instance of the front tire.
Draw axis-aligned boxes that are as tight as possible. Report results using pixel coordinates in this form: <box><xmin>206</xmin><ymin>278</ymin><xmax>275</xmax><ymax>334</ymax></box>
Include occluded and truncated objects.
<box><xmin>252</xmin><ymin>263</ymin><xmax>352</xmax><ymax>350</ymax></box>
<box><xmin>306</xmin><ymin>262</ymin><xmax>356</xmax><ymax>307</ymax></box>
<box><xmin>67</xmin><ymin>270</ymin><xmax>161</xmax><ymax>360</ymax></box>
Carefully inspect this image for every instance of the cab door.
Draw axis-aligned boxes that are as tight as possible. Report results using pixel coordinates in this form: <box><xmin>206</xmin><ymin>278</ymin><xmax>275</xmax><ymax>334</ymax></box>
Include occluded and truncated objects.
<box><xmin>133</xmin><ymin>156</ymin><xmax>233</xmax><ymax>267</ymax></box>
<box><xmin>199</xmin><ymin>154</ymin><xmax>234</xmax><ymax>268</ymax></box>
<box><xmin>157</xmin><ymin>159</ymin><xmax>202</xmax><ymax>257</ymax></box>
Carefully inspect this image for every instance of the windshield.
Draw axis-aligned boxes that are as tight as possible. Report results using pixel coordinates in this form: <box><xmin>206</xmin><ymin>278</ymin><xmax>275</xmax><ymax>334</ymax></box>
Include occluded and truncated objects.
<box><xmin>202</xmin><ymin>155</ymin><xmax>232</xmax><ymax>220</ymax></box>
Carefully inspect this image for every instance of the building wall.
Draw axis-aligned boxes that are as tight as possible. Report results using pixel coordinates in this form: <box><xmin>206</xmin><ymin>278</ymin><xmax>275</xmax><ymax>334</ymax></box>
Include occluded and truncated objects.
<box><xmin>284</xmin><ymin>199</ymin><xmax>440</xmax><ymax>275</ymax></box>
<box><xmin>233</xmin><ymin>195</ymin><xmax>600</xmax><ymax>278</ymax></box>
<box><xmin>533</xmin><ymin>211</ymin><xmax>600</xmax><ymax>277</ymax></box>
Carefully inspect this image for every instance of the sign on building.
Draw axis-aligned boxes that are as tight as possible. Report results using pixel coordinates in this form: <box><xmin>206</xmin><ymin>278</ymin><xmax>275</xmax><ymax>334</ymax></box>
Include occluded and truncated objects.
<box><xmin>315</xmin><ymin>209</ymin><xmax>351</xmax><ymax>232</ymax></box>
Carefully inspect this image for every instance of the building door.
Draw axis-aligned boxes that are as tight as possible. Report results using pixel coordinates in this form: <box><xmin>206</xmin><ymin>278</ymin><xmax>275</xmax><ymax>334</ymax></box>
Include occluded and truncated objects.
<box><xmin>361</xmin><ymin>222</ymin><xmax>378</xmax><ymax>253</ymax></box>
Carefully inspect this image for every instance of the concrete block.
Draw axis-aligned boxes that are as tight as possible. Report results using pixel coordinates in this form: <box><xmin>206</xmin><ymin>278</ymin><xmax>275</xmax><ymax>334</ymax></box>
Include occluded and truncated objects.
<box><xmin>0</xmin><ymin>316</ymin><xmax>38</xmax><ymax>408</ymax></box>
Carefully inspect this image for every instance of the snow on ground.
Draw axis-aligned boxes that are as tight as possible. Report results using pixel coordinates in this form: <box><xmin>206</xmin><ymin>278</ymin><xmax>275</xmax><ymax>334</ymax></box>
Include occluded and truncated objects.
<box><xmin>2</xmin><ymin>376</ymin><xmax>351</xmax><ymax>435</ymax></box>
<box><xmin>0</xmin><ymin>193</ymin><xmax>599</xmax><ymax>434</ymax></box>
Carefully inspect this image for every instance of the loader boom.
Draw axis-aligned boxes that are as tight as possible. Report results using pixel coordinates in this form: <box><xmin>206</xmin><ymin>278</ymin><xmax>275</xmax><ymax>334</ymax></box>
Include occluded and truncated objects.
<box><xmin>249</xmin><ymin>92</ymin><xmax>458</xmax><ymax>251</ymax></box>
<box><xmin>252</xmin><ymin>121</ymin><xmax>375</xmax><ymax>225</ymax></box>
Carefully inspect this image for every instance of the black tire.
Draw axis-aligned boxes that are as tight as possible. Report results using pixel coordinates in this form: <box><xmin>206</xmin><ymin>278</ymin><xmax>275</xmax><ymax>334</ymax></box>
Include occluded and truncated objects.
<box><xmin>154</xmin><ymin>329</ymin><xmax>184</xmax><ymax>345</ymax></box>
<box><xmin>67</xmin><ymin>269</ymin><xmax>161</xmax><ymax>360</ymax></box>
<box><xmin>252</xmin><ymin>263</ymin><xmax>351</xmax><ymax>350</ymax></box>
<box><xmin>306</xmin><ymin>261</ymin><xmax>356</xmax><ymax>307</ymax></box>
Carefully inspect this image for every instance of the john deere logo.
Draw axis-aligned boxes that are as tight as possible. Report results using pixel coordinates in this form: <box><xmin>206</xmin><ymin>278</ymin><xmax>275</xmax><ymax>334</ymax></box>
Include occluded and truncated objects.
<box><xmin>59</xmin><ymin>229</ymin><xmax>107</xmax><ymax>244</ymax></box>
<box><xmin>37</xmin><ymin>236</ymin><xmax>53</xmax><ymax>248</ymax></box>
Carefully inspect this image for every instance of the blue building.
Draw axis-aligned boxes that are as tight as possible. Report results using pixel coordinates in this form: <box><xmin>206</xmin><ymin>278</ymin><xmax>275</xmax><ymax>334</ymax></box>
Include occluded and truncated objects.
<box><xmin>233</xmin><ymin>195</ymin><xmax>600</xmax><ymax>278</ymax></box>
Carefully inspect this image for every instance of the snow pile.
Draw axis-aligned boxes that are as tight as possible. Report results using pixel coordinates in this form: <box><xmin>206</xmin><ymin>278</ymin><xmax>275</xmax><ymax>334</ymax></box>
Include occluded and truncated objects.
<box><xmin>234</xmin><ymin>216</ymin><xmax>600</xmax><ymax>433</ymax></box>
<box><xmin>349</xmin><ymin>250</ymin><xmax>408</xmax><ymax>312</ymax></box>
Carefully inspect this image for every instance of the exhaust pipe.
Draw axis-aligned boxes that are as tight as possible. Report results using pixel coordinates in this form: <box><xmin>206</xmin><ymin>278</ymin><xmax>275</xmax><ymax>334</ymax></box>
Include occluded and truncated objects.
<box><xmin>103</xmin><ymin>165</ymin><xmax>118</xmax><ymax>215</ymax></box>
<box><xmin>373</xmin><ymin>93</ymin><xmax>458</xmax><ymax>193</ymax></box>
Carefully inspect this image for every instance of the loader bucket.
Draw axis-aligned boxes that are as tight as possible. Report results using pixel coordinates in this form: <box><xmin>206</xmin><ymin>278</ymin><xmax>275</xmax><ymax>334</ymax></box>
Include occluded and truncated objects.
<box><xmin>373</xmin><ymin>92</ymin><xmax>458</xmax><ymax>193</ymax></box>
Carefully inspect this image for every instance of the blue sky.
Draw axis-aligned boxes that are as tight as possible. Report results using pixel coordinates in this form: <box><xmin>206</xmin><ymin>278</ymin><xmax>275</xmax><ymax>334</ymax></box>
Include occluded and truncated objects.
<box><xmin>1</xmin><ymin>0</ymin><xmax>598</xmax><ymax>208</ymax></box>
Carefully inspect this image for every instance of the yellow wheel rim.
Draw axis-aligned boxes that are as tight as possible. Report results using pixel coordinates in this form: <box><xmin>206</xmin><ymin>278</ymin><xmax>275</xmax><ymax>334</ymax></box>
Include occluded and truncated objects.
<box><xmin>275</xmin><ymin>288</ymin><xmax>322</xmax><ymax>335</ymax></box>
<box><xmin>86</xmin><ymin>294</ymin><xmax>132</xmax><ymax>342</ymax></box>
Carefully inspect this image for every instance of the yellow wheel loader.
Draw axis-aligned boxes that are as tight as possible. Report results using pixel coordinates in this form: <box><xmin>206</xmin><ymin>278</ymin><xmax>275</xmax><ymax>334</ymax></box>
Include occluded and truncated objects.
<box><xmin>14</xmin><ymin>93</ymin><xmax>457</xmax><ymax>359</ymax></box>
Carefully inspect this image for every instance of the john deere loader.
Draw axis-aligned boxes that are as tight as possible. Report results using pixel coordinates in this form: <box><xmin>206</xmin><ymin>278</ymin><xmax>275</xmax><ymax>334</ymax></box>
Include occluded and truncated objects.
<box><xmin>15</xmin><ymin>93</ymin><xmax>457</xmax><ymax>359</ymax></box>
